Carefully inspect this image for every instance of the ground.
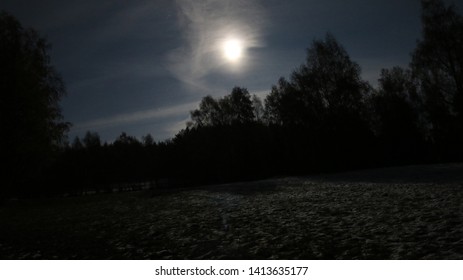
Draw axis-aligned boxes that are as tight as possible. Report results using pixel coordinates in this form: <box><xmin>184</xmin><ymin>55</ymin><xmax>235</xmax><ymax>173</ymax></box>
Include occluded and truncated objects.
<box><xmin>0</xmin><ymin>164</ymin><xmax>462</xmax><ymax>259</ymax></box>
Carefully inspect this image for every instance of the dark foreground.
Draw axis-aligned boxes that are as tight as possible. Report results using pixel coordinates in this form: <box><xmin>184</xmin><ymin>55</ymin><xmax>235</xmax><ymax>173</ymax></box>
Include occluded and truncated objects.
<box><xmin>1</xmin><ymin>164</ymin><xmax>462</xmax><ymax>259</ymax></box>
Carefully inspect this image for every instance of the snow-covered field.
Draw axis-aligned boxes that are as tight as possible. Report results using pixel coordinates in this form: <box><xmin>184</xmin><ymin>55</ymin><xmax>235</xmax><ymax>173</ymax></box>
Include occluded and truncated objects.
<box><xmin>1</xmin><ymin>164</ymin><xmax>462</xmax><ymax>259</ymax></box>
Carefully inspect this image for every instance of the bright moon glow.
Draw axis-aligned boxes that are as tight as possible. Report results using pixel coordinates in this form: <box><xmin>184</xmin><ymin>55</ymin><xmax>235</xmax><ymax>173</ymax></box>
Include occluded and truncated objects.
<box><xmin>223</xmin><ymin>39</ymin><xmax>243</xmax><ymax>62</ymax></box>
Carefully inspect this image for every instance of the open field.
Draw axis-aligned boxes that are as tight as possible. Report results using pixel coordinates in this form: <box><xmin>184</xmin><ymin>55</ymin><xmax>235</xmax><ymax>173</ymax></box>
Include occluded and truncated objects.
<box><xmin>1</xmin><ymin>164</ymin><xmax>462</xmax><ymax>259</ymax></box>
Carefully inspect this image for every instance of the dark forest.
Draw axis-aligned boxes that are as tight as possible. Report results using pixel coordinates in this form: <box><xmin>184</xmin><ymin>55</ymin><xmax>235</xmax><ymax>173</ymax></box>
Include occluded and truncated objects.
<box><xmin>2</xmin><ymin>0</ymin><xmax>463</xmax><ymax>199</ymax></box>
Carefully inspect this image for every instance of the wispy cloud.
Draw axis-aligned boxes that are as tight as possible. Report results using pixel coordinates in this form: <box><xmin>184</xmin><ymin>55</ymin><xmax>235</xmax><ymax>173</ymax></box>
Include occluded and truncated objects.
<box><xmin>167</xmin><ymin>0</ymin><xmax>267</xmax><ymax>94</ymax></box>
<box><xmin>73</xmin><ymin>101</ymin><xmax>198</xmax><ymax>132</ymax></box>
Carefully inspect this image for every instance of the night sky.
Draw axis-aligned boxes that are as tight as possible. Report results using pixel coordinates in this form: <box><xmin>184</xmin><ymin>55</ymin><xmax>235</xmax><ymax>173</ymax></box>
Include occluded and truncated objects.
<box><xmin>2</xmin><ymin>0</ymin><xmax>461</xmax><ymax>143</ymax></box>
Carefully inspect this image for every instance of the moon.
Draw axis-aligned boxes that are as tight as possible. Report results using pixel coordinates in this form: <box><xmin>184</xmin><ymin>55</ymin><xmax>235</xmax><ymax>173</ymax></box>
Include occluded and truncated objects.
<box><xmin>223</xmin><ymin>39</ymin><xmax>243</xmax><ymax>62</ymax></box>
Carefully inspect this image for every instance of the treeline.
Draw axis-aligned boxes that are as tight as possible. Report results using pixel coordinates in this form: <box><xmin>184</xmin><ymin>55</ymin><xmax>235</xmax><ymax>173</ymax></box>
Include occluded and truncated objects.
<box><xmin>3</xmin><ymin>0</ymin><xmax>463</xmax><ymax>197</ymax></box>
<box><xmin>40</xmin><ymin>0</ymin><xmax>463</xmax><ymax>196</ymax></box>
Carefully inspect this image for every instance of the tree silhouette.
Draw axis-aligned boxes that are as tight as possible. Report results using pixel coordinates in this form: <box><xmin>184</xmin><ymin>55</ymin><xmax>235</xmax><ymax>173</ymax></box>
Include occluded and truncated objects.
<box><xmin>264</xmin><ymin>33</ymin><xmax>374</xmax><ymax>170</ymax></box>
<box><xmin>82</xmin><ymin>131</ymin><xmax>101</xmax><ymax>149</ymax></box>
<box><xmin>411</xmin><ymin>0</ymin><xmax>463</xmax><ymax>158</ymax></box>
<box><xmin>72</xmin><ymin>136</ymin><xmax>84</xmax><ymax>150</ymax></box>
<box><xmin>222</xmin><ymin>87</ymin><xmax>255</xmax><ymax>124</ymax></box>
<box><xmin>190</xmin><ymin>87</ymin><xmax>255</xmax><ymax>127</ymax></box>
<box><xmin>190</xmin><ymin>95</ymin><xmax>221</xmax><ymax>127</ymax></box>
<box><xmin>371</xmin><ymin>67</ymin><xmax>425</xmax><ymax>163</ymax></box>
<box><xmin>142</xmin><ymin>134</ymin><xmax>155</xmax><ymax>147</ymax></box>
<box><xmin>265</xmin><ymin>34</ymin><xmax>370</xmax><ymax>127</ymax></box>
<box><xmin>114</xmin><ymin>132</ymin><xmax>141</xmax><ymax>147</ymax></box>
<box><xmin>263</xmin><ymin>77</ymin><xmax>295</xmax><ymax>125</ymax></box>
<box><xmin>299</xmin><ymin>33</ymin><xmax>369</xmax><ymax>114</ymax></box>
<box><xmin>252</xmin><ymin>95</ymin><xmax>264</xmax><ymax>122</ymax></box>
<box><xmin>0</xmin><ymin>11</ymin><xmax>70</xmax><ymax>197</ymax></box>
